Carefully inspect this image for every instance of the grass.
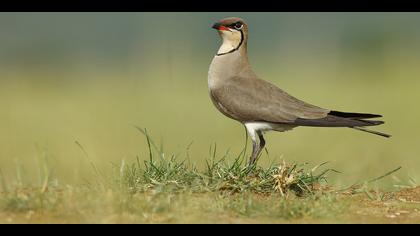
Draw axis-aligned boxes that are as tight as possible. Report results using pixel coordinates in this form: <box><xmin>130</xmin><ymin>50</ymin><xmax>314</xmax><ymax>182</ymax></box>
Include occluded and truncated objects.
<box><xmin>0</xmin><ymin>127</ymin><xmax>338</xmax><ymax>221</ymax></box>
<box><xmin>110</xmin><ymin>127</ymin><xmax>338</xmax><ymax>196</ymax></box>
<box><xmin>1</xmin><ymin>127</ymin><xmax>414</xmax><ymax>224</ymax></box>
<box><xmin>0</xmin><ymin>187</ymin><xmax>345</xmax><ymax>223</ymax></box>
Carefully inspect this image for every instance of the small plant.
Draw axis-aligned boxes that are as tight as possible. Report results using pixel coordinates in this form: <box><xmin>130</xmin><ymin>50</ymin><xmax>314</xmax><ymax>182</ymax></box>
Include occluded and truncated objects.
<box><xmin>273</xmin><ymin>161</ymin><xmax>298</xmax><ymax>196</ymax></box>
<box><xmin>274</xmin><ymin>161</ymin><xmax>339</xmax><ymax>197</ymax></box>
<box><xmin>112</xmin><ymin>127</ymin><xmax>338</xmax><ymax>197</ymax></box>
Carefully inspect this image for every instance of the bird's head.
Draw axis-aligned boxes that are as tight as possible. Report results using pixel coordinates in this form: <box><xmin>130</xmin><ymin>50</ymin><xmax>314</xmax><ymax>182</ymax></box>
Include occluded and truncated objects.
<box><xmin>212</xmin><ymin>17</ymin><xmax>248</xmax><ymax>56</ymax></box>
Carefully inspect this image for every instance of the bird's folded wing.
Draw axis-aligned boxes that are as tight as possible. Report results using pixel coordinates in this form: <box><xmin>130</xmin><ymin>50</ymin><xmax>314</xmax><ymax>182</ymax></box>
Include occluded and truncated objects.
<box><xmin>210</xmin><ymin>76</ymin><xmax>330</xmax><ymax>123</ymax></box>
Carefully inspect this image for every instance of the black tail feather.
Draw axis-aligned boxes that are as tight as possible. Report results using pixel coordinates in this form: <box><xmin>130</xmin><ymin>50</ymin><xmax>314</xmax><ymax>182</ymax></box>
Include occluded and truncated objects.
<box><xmin>351</xmin><ymin>127</ymin><xmax>391</xmax><ymax>138</ymax></box>
<box><xmin>356</xmin><ymin>119</ymin><xmax>384</xmax><ymax>126</ymax></box>
<box><xmin>294</xmin><ymin>116</ymin><xmax>384</xmax><ymax>127</ymax></box>
<box><xmin>329</xmin><ymin>110</ymin><xmax>382</xmax><ymax>119</ymax></box>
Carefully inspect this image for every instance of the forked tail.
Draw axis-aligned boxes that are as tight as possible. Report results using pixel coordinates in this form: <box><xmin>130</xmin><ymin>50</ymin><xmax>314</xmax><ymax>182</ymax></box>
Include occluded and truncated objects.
<box><xmin>293</xmin><ymin>110</ymin><xmax>391</xmax><ymax>138</ymax></box>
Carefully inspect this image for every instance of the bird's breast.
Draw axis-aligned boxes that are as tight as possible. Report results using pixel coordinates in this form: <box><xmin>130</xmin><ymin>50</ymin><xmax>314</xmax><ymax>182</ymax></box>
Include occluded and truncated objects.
<box><xmin>208</xmin><ymin>53</ymin><xmax>242</xmax><ymax>90</ymax></box>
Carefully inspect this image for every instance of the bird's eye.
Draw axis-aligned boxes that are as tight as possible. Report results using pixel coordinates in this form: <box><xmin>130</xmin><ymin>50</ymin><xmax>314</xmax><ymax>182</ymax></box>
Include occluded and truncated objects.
<box><xmin>233</xmin><ymin>22</ymin><xmax>243</xmax><ymax>30</ymax></box>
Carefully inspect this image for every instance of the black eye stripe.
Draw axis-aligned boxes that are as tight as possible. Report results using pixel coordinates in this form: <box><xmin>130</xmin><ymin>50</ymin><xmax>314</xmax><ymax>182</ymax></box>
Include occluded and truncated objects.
<box><xmin>228</xmin><ymin>22</ymin><xmax>243</xmax><ymax>29</ymax></box>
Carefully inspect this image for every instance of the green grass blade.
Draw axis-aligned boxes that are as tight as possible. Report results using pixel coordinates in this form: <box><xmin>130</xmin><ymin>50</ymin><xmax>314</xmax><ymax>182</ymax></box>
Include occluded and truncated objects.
<box><xmin>133</xmin><ymin>125</ymin><xmax>159</xmax><ymax>152</ymax></box>
<box><xmin>75</xmin><ymin>141</ymin><xmax>105</xmax><ymax>185</ymax></box>
<box><xmin>367</xmin><ymin>166</ymin><xmax>402</xmax><ymax>184</ymax></box>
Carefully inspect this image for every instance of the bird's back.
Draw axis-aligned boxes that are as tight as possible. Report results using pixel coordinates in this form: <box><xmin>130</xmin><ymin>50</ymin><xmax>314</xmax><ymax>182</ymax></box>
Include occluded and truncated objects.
<box><xmin>210</xmin><ymin>75</ymin><xmax>330</xmax><ymax>123</ymax></box>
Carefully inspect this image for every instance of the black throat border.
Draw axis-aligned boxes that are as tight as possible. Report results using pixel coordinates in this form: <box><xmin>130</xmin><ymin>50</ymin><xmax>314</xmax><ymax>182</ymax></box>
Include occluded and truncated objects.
<box><xmin>216</xmin><ymin>30</ymin><xmax>244</xmax><ymax>56</ymax></box>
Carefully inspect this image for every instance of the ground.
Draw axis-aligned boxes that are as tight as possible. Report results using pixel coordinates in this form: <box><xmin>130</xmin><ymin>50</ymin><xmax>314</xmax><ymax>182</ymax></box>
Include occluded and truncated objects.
<box><xmin>1</xmin><ymin>133</ymin><xmax>417</xmax><ymax>224</ymax></box>
<box><xmin>1</xmin><ymin>184</ymin><xmax>419</xmax><ymax>223</ymax></box>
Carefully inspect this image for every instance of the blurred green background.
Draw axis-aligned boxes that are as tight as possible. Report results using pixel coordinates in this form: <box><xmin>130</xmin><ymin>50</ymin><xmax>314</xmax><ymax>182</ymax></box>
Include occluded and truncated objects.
<box><xmin>0</xmin><ymin>12</ymin><xmax>419</xmax><ymax>187</ymax></box>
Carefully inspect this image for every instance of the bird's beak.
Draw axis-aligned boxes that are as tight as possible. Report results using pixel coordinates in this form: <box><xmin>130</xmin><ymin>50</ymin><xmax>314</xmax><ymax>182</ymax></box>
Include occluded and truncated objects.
<box><xmin>212</xmin><ymin>22</ymin><xmax>230</xmax><ymax>31</ymax></box>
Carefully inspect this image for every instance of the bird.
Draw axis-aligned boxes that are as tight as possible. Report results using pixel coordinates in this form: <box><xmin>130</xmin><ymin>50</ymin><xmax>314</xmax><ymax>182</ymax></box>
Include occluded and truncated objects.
<box><xmin>207</xmin><ymin>17</ymin><xmax>390</xmax><ymax>167</ymax></box>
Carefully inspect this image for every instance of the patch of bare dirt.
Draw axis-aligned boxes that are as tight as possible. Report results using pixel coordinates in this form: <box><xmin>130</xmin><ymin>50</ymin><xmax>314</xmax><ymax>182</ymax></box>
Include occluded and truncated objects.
<box><xmin>384</xmin><ymin>186</ymin><xmax>420</xmax><ymax>203</ymax></box>
<box><xmin>342</xmin><ymin>187</ymin><xmax>420</xmax><ymax>223</ymax></box>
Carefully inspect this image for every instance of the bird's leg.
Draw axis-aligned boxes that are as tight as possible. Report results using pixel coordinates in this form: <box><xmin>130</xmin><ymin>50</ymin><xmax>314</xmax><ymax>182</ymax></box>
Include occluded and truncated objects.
<box><xmin>249</xmin><ymin>131</ymin><xmax>265</xmax><ymax>165</ymax></box>
<box><xmin>249</xmin><ymin>131</ymin><xmax>265</xmax><ymax>166</ymax></box>
<box><xmin>249</xmin><ymin>139</ymin><xmax>260</xmax><ymax>166</ymax></box>
<box><xmin>258</xmin><ymin>131</ymin><xmax>266</xmax><ymax>156</ymax></box>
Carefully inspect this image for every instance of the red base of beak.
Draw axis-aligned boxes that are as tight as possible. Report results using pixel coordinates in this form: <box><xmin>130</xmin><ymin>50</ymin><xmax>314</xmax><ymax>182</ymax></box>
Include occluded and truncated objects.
<box><xmin>212</xmin><ymin>23</ymin><xmax>230</xmax><ymax>31</ymax></box>
<box><xmin>217</xmin><ymin>25</ymin><xmax>230</xmax><ymax>31</ymax></box>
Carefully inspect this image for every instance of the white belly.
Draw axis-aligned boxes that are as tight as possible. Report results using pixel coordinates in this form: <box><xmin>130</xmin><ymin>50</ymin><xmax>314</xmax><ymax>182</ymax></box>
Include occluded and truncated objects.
<box><xmin>244</xmin><ymin>121</ymin><xmax>295</xmax><ymax>141</ymax></box>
